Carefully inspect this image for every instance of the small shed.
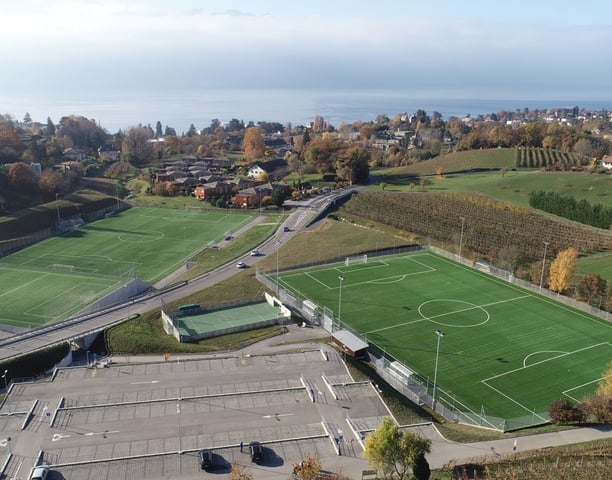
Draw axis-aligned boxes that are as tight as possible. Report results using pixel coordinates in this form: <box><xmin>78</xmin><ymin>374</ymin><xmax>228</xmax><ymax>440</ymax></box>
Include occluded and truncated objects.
<box><xmin>332</xmin><ymin>329</ymin><xmax>369</xmax><ymax>358</ymax></box>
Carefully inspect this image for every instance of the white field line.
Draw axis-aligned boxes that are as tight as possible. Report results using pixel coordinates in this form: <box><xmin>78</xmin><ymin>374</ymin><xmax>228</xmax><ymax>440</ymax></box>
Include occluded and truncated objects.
<box><xmin>0</xmin><ymin>272</ymin><xmax>51</xmax><ymax>298</ymax></box>
<box><xmin>366</xmin><ymin>294</ymin><xmax>530</xmax><ymax>335</ymax></box>
<box><xmin>433</xmin><ymin>254</ymin><xmax>612</xmax><ymax>330</ymax></box>
<box><xmin>482</xmin><ymin>342</ymin><xmax>611</xmax><ymax>383</ymax></box>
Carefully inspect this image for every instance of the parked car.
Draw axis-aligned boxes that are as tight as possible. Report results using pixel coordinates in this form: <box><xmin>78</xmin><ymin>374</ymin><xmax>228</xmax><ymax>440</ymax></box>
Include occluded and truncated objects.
<box><xmin>249</xmin><ymin>441</ymin><xmax>263</xmax><ymax>464</ymax></box>
<box><xmin>236</xmin><ymin>261</ymin><xmax>247</xmax><ymax>269</ymax></box>
<box><xmin>283</xmin><ymin>226</ymin><xmax>290</xmax><ymax>232</ymax></box>
<box><xmin>199</xmin><ymin>449</ymin><xmax>215</xmax><ymax>470</ymax></box>
<box><xmin>29</xmin><ymin>465</ymin><xmax>49</xmax><ymax>480</ymax></box>
<box><xmin>250</xmin><ymin>249</ymin><xmax>260</xmax><ymax>256</ymax></box>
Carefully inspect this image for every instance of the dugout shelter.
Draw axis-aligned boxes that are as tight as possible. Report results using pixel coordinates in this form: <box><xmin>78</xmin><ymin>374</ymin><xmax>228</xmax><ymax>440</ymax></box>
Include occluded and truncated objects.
<box><xmin>331</xmin><ymin>329</ymin><xmax>368</xmax><ymax>358</ymax></box>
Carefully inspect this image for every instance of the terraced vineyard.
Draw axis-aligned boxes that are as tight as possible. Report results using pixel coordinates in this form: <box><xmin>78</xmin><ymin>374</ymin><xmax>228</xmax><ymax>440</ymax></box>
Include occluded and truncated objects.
<box><xmin>342</xmin><ymin>191</ymin><xmax>612</xmax><ymax>265</ymax></box>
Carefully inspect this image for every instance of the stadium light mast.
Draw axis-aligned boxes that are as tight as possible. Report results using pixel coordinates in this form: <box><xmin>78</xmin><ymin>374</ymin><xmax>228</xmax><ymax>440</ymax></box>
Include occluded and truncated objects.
<box><xmin>276</xmin><ymin>240</ymin><xmax>281</xmax><ymax>293</ymax></box>
<box><xmin>539</xmin><ymin>241</ymin><xmax>549</xmax><ymax>293</ymax></box>
<box><xmin>432</xmin><ymin>330</ymin><xmax>445</xmax><ymax>409</ymax></box>
<box><xmin>458</xmin><ymin>216</ymin><xmax>466</xmax><ymax>260</ymax></box>
<box><xmin>337</xmin><ymin>276</ymin><xmax>345</xmax><ymax>331</ymax></box>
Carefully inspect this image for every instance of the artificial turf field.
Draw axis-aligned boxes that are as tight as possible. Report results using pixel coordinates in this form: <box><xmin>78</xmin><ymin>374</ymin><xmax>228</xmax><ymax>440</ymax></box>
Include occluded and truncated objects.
<box><xmin>277</xmin><ymin>251</ymin><xmax>612</xmax><ymax>427</ymax></box>
<box><xmin>0</xmin><ymin>207</ymin><xmax>253</xmax><ymax>328</ymax></box>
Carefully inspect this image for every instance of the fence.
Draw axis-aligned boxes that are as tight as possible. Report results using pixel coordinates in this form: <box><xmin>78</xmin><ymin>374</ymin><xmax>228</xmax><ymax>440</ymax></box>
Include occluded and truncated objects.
<box><xmin>257</xmin><ymin>245</ymin><xmax>610</xmax><ymax>431</ymax></box>
<box><xmin>0</xmin><ymin>202</ymin><xmax>130</xmax><ymax>257</ymax></box>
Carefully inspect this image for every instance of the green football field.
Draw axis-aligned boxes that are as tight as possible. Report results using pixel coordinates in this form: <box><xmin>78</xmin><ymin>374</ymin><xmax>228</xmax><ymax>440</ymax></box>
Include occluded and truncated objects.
<box><xmin>278</xmin><ymin>252</ymin><xmax>612</xmax><ymax>426</ymax></box>
<box><xmin>0</xmin><ymin>207</ymin><xmax>253</xmax><ymax>328</ymax></box>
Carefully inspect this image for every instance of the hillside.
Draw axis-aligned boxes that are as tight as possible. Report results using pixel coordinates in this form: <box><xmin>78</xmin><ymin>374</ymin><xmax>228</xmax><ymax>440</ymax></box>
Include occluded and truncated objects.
<box><xmin>341</xmin><ymin>191</ymin><xmax>612</xmax><ymax>278</ymax></box>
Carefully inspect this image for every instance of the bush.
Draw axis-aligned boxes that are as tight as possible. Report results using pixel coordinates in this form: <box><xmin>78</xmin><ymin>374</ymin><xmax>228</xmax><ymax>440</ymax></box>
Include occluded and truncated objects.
<box><xmin>548</xmin><ymin>399</ymin><xmax>584</xmax><ymax>424</ymax></box>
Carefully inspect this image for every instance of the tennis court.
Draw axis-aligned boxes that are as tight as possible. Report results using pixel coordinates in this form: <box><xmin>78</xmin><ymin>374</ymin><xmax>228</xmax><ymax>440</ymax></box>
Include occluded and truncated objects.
<box><xmin>0</xmin><ymin>207</ymin><xmax>254</xmax><ymax>328</ymax></box>
<box><xmin>276</xmin><ymin>251</ymin><xmax>612</xmax><ymax>427</ymax></box>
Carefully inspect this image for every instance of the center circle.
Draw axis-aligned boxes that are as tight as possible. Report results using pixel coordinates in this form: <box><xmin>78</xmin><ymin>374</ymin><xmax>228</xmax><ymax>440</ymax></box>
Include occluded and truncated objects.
<box><xmin>118</xmin><ymin>231</ymin><xmax>164</xmax><ymax>242</ymax></box>
<box><xmin>418</xmin><ymin>299</ymin><xmax>490</xmax><ymax>328</ymax></box>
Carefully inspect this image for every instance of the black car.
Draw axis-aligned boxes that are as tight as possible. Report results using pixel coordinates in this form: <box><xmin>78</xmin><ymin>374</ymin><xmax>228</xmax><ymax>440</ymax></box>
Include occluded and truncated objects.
<box><xmin>249</xmin><ymin>441</ymin><xmax>263</xmax><ymax>464</ymax></box>
<box><xmin>199</xmin><ymin>449</ymin><xmax>215</xmax><ymax>470</ymax></box>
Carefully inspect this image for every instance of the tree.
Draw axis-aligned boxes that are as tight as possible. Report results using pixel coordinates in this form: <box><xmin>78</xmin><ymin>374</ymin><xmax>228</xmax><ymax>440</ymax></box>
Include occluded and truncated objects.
<box><xmin>8</xmin><ymin>162</ymin><xmax>37</xmax><ymax>192</ymax></box>
<box><xmin>155</xmin><ymin>121</ymin><xmax>163</xmax><ymax>138</ymax></box>
<box><xmin>23</xmin><ymin>112</ymin><xmax>32</xmax><ymax>123</ymax></box>
<box><xmin>548</xmin><ymin>399</ymin><xmax>584</xmax><ymax>424</ymax></box>
<box><xmin>597</xmin><ymin>359</ymin><xmax>612</xmax><ymax>397</ymax></box>
<box><xmin>577</xmin><ymin>274</ymin><xmax>607</xmax><ymax>306</ymax></box>
<box><xmin>228</xmin><ymin>462</ymin><xmax>253</xmax><ymax>480</ymax></box>
<box><xmin>363</xmin><ymin>417</ymin><xmax>431</xmax><ymax>480</ymax></box>
<box><xmin>121</xmin><ymin>127</ymin><xmax>155</xmax><ymax>166</ymax></box>
<box><xmin>548</xmin><ymin>247</ymin><xmax>578</xmax><ymax>293</ymax></box>
<box><xmin>291</xmin><ymin>454</ymin><xmax>321</xmax><ymax>480</ymax></box>
<box><xmin>242</xmin><ymin>127</ymin><xmax>265</xmax><ymax>161</ymax></box>
<box><xmin>46</xmin><ymin>117</ymin><xmax>56</xmax><ymax>136</ymax></box>
<box><xmin>38</xmin><ymin>169</ymin><xmax>63</xmax><ymax>201</ymax></box>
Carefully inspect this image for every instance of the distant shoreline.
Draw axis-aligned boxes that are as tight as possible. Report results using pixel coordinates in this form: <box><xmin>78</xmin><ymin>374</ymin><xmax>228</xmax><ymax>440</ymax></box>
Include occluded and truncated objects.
<box><xmin>2</xmin><ymin>88</ymin><xmax>612</xmax><ymax>134</ymax></box>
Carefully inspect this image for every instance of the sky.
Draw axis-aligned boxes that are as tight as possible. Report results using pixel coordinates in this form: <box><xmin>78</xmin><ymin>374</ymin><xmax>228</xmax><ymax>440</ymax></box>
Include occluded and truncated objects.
<box><xmin>1</xmin><ymin>0</ymin><xmax>612</xmax><ymax>117</ymax></box>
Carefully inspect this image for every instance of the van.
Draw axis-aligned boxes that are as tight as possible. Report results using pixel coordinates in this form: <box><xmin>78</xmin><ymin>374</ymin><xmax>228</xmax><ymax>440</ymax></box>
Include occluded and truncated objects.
<box><xmin>199</xmin><ymin>448</ymin><xmax>215</xmax><ymax>470</ymax></box>
<box><xmin>249</xmin><ymin>441</ymin><xmax>263</xmax><ymax>464</ymax></box>
<box><xmin>30</xmin><ymin>465</ymin><xmax>49</xmax><ymax>480</ymax></box>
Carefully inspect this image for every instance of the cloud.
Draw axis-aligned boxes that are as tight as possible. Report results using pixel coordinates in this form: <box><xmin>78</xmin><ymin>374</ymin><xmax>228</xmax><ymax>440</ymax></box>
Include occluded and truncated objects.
<box><xmin>1</xmin><ymin>1</ymin><xmax>611</xmax><ymax>99</ymax></box>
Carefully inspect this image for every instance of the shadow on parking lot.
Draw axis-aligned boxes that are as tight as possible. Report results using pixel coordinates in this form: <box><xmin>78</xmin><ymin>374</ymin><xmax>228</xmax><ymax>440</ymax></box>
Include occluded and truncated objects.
<box><xmin>261</xmin><ymin>447</ymin><xmax>284</xmax><ymax>468</ymax></box>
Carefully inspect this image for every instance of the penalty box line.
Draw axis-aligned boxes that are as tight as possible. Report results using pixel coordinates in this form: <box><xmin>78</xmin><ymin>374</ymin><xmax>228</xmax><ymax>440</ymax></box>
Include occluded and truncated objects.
<box><xmin>481</xmin><ymin>342</ymin><xmax>611</xmax><ymax>416</ymax></box>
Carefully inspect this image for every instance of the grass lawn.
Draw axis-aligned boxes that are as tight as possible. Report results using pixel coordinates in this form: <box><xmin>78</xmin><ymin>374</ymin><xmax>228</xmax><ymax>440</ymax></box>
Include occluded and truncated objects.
<box><xmin>276</xmin><ymin>251</ymin><xmax>612</xmax><ymax>429</ymax></box>
<box><xmin>0</xmin><ymin>207</ymin><xmax>254</xmax><ymax>327</ymax></box>
<box><xmin>372</xmin><ymin>170</ymin><xmax>611</xmax><ymax>209</ymax></box>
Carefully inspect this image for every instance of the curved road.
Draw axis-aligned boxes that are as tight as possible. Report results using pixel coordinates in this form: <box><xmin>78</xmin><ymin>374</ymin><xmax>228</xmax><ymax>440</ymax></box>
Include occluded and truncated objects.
<box><xmin>0</xmin><ymin>190</ymin><xmax>348</xmax><ymax>363</ymax></box>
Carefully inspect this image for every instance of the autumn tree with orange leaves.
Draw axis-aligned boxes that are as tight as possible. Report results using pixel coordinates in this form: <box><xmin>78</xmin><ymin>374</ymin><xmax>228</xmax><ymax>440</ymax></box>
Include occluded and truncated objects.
<box><xmin>548</xmin><ymin>247</ymin><xmax>578</xmax><ymax>293</ymax></box>
<box><xmin>242</xmin><ymin>127</ymin><xmax>265</xmax><ymax>162</ymax></box>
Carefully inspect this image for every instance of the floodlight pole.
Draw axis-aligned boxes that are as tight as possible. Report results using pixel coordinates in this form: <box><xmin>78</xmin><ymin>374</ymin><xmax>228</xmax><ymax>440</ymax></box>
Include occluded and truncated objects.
<box><xmin>432</xmin><ymin>330</ymin><xmax>445</xmax><ymax>409</ymax></box>
<box><xmin>176</xmin><ymin>358</ymin><xmax>182</xmax><ymax>456</ymax></box>
<box><xmin>539</xmin><ymin>241</ymin><xmax>549</xmax><ymax>293</ymax></box>
<box><xmin>337</xmin><ymin>276</ymin><xmax>345</xmax><ymax>331</ymax></box>
<box><xmin>276</xmin><ymin>240</ymin><xmax>281</xmax><ymax>293</ymax></box>
<box><xmin>183</xmin><ymin>226</ymin><xmax>187</xmax><ymax>269</ymax></box>
<box><xmin>458</xmin><ymin>216</ymin><xmax>466</xmax><ymax>261</ymax></box>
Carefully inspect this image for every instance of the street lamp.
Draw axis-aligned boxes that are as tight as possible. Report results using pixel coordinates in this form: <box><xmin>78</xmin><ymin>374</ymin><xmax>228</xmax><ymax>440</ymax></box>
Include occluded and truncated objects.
<box><xmin>458</xmin><ymin>216</ymin><xmax>466</xmax><ymax>260</ymax></box>
<box><xmin>432</xmin><ymin>330</ymin><xmax>445</xmax><ymax>409</ymax></box>
<box><xmin>276</xmin><ymin>240</ymin><xmax>281</xmax><ymax>293</ymax></box>
<box><xmin>86</xmin><ymin>351</ymin><xmax>90</xmax><ymax>367</ymax></box>
<box><xmin>539</xmin><ymin>241</ymin><xmax>549</xmax><ymax>293</ymax></box>
<box><xmin>2</xmin><ymin>370</ymin><xmax>7</xmax><ymax>392</ymax></box>
<box><xmin>337</xmin><ymin>276</ymin><xmax>345</xmax><ymax>331</ymax></box>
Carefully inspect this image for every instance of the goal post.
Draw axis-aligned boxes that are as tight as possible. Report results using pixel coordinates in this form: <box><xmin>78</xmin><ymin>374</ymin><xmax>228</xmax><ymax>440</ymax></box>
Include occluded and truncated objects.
<box><xmin>345</xmin><ymin>254</ymin><xmax>368</xmax><ymax>266</ymax></box>
<box><xmin>184</xmin><ymin>205</ymin><xmax>203</xmax><ymax>212</ymax></box>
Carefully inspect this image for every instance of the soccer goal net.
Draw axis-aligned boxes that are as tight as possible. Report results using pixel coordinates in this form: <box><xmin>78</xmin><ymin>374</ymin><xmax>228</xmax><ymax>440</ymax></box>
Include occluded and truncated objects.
<box><xmin>184</xmin><ymin>205</ymin><xmax>203</xmax><ymax>212</ymax></box>
<box><xmin>50</xmin><ymin>263</ymin><xmax>75</xmax><ymax>272</ymax></box>
<box><xmin>345</xmin><ymin>254</ymin><xmax>368</xmax><ymax>266</ymax></box>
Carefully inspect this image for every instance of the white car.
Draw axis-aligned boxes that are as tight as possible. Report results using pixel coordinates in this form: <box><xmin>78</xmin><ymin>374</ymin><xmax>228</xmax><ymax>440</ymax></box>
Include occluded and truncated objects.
<box><xmin>250</xmin><ymin>249</ymin><xmax>260</xmax><ymax>256</ymax></box>
<box><xmin>236</xmin><ymin>262</ymin><xmax>247</xmax><ymax>269</ymax></box>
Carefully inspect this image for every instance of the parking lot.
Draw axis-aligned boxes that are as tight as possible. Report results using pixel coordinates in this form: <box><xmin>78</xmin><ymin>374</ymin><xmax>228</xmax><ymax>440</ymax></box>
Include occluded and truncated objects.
<box><xmin>1</xmin><ymin>348</ymin><xmax>382</xmax><ymax>479</ymax></box>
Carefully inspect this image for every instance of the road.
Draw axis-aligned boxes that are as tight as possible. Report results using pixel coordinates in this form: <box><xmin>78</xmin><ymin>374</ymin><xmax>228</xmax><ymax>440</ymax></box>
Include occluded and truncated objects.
<box><xmin>0</xmin><ymin>190</ymin><xmax>348</xmax><ymax>364</ymax></box>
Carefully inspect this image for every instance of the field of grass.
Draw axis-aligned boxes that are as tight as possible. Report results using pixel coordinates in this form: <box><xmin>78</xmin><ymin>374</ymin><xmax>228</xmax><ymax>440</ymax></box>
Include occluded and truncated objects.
<box><xmin>0</xmin><ymin>207</ymin><xmax>254</xmax><ymax>328</ymax></box>
<box><xmin>277</xmin><ymin>251</ymin><xmax>612</xmax><ymax>428</ymax></box>
<box><xmin>373</xmin><ymin>169</ymin><xmax>611</xmax><ymax>209</ymax></box>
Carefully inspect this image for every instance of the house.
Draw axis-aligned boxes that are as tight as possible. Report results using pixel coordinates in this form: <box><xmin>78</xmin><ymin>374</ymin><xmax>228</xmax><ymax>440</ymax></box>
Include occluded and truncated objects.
<box><xmin>247</xmin><ymin>163</ymin><xmax>268</xmax><ymax>179</ymax></box>
<box><xmin>98</xmin><ymin>145</ymin><xmax>121</xmax><ymax>162</ymax></box>
<box><xmin>194</xmin><ymin>181</ymin><xmax>233</xmax><ymax>200</ymax></box>
<box><xmin>233</xmin><ymin>182</ymin><xmax>285</xmax><ymax>208</ymax></box>
<box><xmin>63</xmin><ymin>148</ymin><xmax>84</xmax><ymax>161</ymax></box>
<box><xmin>601</xmin><ymin>155</ymin><xmax>612</xmax><ymax>170</ymax></box>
